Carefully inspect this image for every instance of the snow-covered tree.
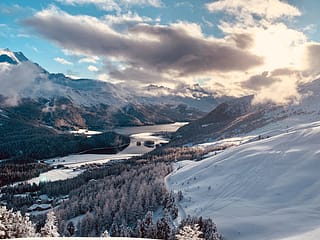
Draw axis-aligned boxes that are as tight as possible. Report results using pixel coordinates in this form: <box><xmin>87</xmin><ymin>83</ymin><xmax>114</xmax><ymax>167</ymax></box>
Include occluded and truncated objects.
<box><xmin>175</xmin><ymin>224</ymin><xmax>204</xmax><ymax>240</ymax></box>
<box><xmin>40</xmin><ymin>210</ymin><xmax>60</xmax><ymax>237</ymax></box>
<box><xmin>156</xmin><ymin>213</ymin><xmax>172</xmax><ymax>240</ymax></box>
<box><xmin>101</xmin><ymin>229</ymin><xmax>110</xmax><ymax>237</ymax></box>
<box><xmin>0</xmin><ymin>206</ymin><xmax>36</xmax><ymax>239</ymax></box>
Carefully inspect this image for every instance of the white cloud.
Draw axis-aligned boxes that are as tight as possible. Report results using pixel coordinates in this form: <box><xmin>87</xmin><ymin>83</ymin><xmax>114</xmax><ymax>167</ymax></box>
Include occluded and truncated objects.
<box><xmin>54</xmin><ymin>57</ymin><xmax>73</xmax><ymax>65</ymax></box>
<box><xmin>0</xmin><ymin>62</ymin><xmax>42</xmax><ymax>106</ymax></box>
<box><xmin>79</xmin><ymin>56</ymin><xmax>99</xmax><ymax>63</ymax></box>
<box><xmin>98</xmin><ymin>73</ymin><xmax>123</xmax><ymax>84</ymax></box>
<box><xmin>204</xmin><ymin>0</ymin><xmax>313</xmax><ymax>105</ymax></box>
<box><xmin>25</xmin><ymin>2</ymin><xmax>319</xmax><ymax>105</ymax></box>
<box><xmin>206</xmin><ymin>0</ymin><xmax>301</xmax><ymax>20</ymax></box>
<box><xmin>25</xmin><ymin>7</ymin><xmax>262</xmax><ymax>78</ymax></box>
<box><xmin>125</xmin><ymin>0</ymin><xmax>162</xmax><ymax>7</ymax></box>
<box><xmin>104</xmin><ymin>11</ymin><xmax>155</xmax><ymax>26</ymax></box>
<box><xmin>57</xmin><ymin>0</ymin><xmax>162</xmax><ymax>12</ymax></box>
<box><xmin>88</xmin><ymin>65</ymin><xmax>99</xmax><ymax>72</ymax></box>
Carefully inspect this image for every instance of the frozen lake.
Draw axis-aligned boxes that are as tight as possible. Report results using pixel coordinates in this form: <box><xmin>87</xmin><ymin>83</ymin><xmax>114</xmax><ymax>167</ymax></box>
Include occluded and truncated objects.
<box><xmin>31</xmin><ymin>122</ymin><xmax>187</xmax><ymax>184</ymax></box>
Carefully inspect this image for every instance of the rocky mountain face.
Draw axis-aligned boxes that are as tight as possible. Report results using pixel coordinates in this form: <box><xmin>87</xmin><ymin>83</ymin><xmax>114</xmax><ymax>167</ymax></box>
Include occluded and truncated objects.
<box><xmin>0</xmin><ymin>49</ymin><xmax>218</xmax><ymax>130</ymax></box>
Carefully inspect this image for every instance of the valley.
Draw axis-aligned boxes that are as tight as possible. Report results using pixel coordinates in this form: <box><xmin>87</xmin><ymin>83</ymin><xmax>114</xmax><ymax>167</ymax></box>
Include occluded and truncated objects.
<box><xmin>1</xmin><ymin>0</ymin><xmax>320</xmax><ymax>238</ymax></box>
<box><xmin>24</xmin><ymin>122</ymin><xmax>187</xmax><ymax>184</ymax></box>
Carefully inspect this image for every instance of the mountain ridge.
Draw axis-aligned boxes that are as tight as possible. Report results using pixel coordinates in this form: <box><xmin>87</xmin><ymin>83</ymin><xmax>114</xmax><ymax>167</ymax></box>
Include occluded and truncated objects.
<box><xmin>0</xmin><ymin>49</ymin><xmax>218</xmax><ymax>130</ymax></box>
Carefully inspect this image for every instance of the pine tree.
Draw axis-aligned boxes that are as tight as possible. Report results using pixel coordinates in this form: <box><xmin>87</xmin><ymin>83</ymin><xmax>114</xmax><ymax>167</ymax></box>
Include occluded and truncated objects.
<box><xmin>156</xmin><ymin>216</ymin><xmax>172</xmax><ymax>239</ymax></box>
<box><xmin>176</xmin><ymin>224</ymin><xmax>204</xmax><ymax>240</ymax></box>
<box><xmin>0</xmin><ymin>206</ymin><xmax>36</xmax><ymax>239</ymax></box>
<box><xmin>40</xmin><ymin>210</ymin><xmax>60</xmax><ymax>237</ymax></box>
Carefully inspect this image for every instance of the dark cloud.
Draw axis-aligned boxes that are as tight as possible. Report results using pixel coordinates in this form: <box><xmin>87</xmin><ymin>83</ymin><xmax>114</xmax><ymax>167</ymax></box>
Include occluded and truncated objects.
<box><xmin>270</xmin><ymin>68</ymin><xmax>297</xmax><ymax>77</ymax></box>
<box><xmin>229</xmin><ymin>33</ymin><xmax>254</xmax><ymax>49</ymax></box>
<box><xmin>109</xmin><ymin>67</ymin><xmax>170</xmax><ymax>84</ymax></box>
<box><xmin>23</xmin><ymin>7</ymin><xmax>263</xmax><ymax>82</ymax></box>
<box><xmin>241</xmin><ymin>71</ymin><xmax>280</xmax><ymax>90</ymax></box>
<box><xmin>305</xmin><ymin>43</ymin><xmax>320</xmax><ymax>75</ymax></box>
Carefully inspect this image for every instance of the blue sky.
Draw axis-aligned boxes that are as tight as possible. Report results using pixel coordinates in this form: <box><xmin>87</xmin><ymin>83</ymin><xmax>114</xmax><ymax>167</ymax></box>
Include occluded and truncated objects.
<box><xmin>1</xmin><ymin>0</ymin><xmax>320</xmax><ymax>104</ymax></box>
<box><xmin>1</xmin><ymin>0</ymin><xmax>222</xmax><ymax>78</ymax></box>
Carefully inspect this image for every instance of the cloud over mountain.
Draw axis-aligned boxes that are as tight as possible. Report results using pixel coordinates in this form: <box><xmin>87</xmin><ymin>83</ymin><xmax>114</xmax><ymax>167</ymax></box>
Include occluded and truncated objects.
<box><xmin>20</xmin><ymin>1</ymin><xmax>320</xmax><ymax>105</ymax></box>
<box><xmin>0</xmin><ymin>62</ymin><xmax>43</xmax><ymax>106</ymax></box>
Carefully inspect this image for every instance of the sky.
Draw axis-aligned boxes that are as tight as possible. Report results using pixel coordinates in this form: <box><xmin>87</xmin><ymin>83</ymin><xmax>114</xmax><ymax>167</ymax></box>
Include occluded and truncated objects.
<box><xmin>1</xmin><ymin>0</ymin><xmax>320</xmax><ymax>104</ymax></box>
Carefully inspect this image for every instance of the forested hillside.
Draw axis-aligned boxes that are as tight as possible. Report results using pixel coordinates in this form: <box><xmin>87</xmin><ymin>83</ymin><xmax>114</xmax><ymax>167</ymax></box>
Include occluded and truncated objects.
<box><xmin>0</xmin><ymin>113</ymin><xmax>129</xmax><ymax>163</ymax></box>
<box><xmin>1</xmin><ymin>147</ymin><xmax>222</xmax><ymax>239</ymax></box>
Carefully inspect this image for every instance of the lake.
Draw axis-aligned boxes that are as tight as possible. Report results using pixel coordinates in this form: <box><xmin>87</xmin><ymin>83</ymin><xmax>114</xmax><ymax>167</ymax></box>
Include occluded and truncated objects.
<box><xmin>34</xmin><ymin>122</ymin><xmax>188</xmax><ymax>183</ymax></box>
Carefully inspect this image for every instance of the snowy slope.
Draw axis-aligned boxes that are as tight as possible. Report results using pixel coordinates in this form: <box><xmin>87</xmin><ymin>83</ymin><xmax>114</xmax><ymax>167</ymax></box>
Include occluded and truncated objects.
<box><xmin>167</xmin><ymin>121</ymin><xmax>320</xmax><ymax>240</ymax></box>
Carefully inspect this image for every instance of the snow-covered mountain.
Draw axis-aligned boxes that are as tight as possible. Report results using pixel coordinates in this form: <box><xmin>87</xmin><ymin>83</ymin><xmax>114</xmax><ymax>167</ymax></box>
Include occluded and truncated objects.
<box><xmin>0</xmin><ymin>48</ymin><xmax>28</xmax><ymax>65</ymax></box>
<box><xmin>171</xmin><ymin>77</ymin><xmax>320</xmax><ymax>146</ymax></box>
<box><xmin>167</xmin><ymin>121</ymin><xmax>320</xmax><ymax>240</ymax></box>
<box><xmin>0</xmin><ymin>49</ymin><xmax>217</xmax><ymax>129</ymax></box>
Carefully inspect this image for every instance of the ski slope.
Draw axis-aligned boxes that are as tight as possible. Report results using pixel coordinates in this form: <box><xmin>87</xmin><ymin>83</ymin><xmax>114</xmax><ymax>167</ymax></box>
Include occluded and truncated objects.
<box><xmin>167</xmin><ymin>121</ymin><xmax>320</xmax><ymax>240</ymax></box>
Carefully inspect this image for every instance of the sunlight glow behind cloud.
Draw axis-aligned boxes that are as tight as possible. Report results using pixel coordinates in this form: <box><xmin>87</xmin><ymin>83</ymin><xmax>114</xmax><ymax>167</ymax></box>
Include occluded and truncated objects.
<box><xmin>14</xmin><ymin>0</ymin><xmax>320</xmax><ymax>105</ymax></box>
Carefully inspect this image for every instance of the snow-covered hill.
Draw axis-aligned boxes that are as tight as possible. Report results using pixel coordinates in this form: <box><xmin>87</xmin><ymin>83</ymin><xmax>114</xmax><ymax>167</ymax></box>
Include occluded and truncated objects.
<box><xmin>167</xmin><ymin>121</ymin><xmax>320</xmax><ymax>240</ymax></box>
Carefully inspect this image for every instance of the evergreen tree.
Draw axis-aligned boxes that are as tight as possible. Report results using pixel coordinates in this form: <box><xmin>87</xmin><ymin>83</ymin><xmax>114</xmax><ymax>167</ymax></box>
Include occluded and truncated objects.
<box><xmin>66</xmin><ymin>221</ymin><xmax>75</xmax><ymax>236</ymax></box>
<box><xmin>0</xmin><ymin>206</ymin><xmax>36</xmax><ymax>239</ymax></box>
<box><xmin>40</xmin><ymin>210</ymin><xmax>60</xmax><ymax>237</ymax></box>
<box><xmin>176</xmin><ymin>224</ymin><xmax>203</xmax><ymax>240</ymax></box>
<box><xmin>101</xmin><ymin>229</ymin><xmax>110</xmax><ymax>237</ymax></box>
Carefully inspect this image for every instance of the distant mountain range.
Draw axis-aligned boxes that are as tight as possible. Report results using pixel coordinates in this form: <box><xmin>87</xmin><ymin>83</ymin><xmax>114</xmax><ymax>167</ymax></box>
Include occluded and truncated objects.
<box><xmin>3</xmin><ymin>48</ymin><xmax>320</xmax><ymax>148</ymax></box>
<box><xmin>0</xmin><ymin>49</ymin><xmax>218</xmax><ymax>130</ymax></box>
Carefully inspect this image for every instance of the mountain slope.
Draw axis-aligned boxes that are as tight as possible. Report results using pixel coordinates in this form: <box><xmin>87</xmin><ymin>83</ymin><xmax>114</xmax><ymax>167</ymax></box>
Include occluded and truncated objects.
<box><xmin>170</xmin><ymin>77</ymin><xmax>320</xmax><ymax>146</ymax></box>
<box><xmin>170</xmin><ymin>95</ymin><xmax>271</xmax><ymax>145</ymax></box>
<box><xmin>167</xmin><ymin>121</ymin><xmax>320</xmax><ymax>240</ymax></box>
<box><xmin>0</xmin><ymin>49</ymin><xmax>217</xmax><ymax>129</ymax></box>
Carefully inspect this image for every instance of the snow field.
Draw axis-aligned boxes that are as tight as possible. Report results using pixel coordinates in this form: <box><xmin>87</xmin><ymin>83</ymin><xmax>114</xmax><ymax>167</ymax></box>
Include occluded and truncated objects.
<box><xmin>167</xmin><ymin>122</ymin><xmax>320</xmax><ymax>240</ymax></box>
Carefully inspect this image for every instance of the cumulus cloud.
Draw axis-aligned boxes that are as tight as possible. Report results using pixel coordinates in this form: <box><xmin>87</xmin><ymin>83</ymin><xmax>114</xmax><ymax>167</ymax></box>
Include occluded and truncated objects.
<box><xmin>251</xmin><ymin>75</ymin><xmax>300</xmax><ymax>105</ymax></box>
<box><xmin>241</xmin><ymin>72</ymin><xmax>280</xmax><ymax>91</ymax></box>
<box><xmin>24</xmin><ymin>6</ymin><xmax>262</xmax><ymax>84</ymax></box>
<box><xmin>239</xmin><ymin>69</ymin><xmax>303</xmax><ymax>104</ymax></box>
<box><xmin>203</xmin><ymin>0</ymin><xmax>315</xmax><ymax>104</ymax></box>
<box><xmin>54</xmin><ymin>57</ymin><xmax>73</xmax><ymax>65</ymax></box>
<box><xmin>227</xmin><ymin>33</ymin><xmax>254</xmax><ymax>49</ymax></box>
<box><xmin>22</xmin><ymin>1</ymin><xmax>320</xmax><ymax>105</ymax></box>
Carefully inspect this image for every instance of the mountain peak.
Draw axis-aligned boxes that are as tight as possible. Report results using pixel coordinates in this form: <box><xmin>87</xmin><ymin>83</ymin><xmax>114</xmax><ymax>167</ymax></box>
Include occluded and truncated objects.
<box><xmin>0</xmin><ymin>49</ymin><xmax>29</xmax><ymax>65</ymax></box>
